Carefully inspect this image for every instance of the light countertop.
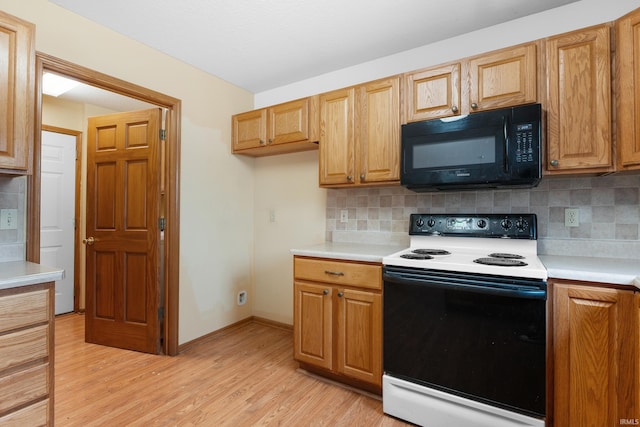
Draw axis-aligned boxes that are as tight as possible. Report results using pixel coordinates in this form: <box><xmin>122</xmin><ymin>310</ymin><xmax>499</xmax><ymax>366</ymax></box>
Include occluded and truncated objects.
<box><xmin>0</xmin><ymin>261</ymin><xmax>65</xmax><ymax>291</ymax></box>
<box><xmin>539</xmin><ymin>255</ymin><xmax>639</xmax><ymax>288</ymax></box>
<box><xmin>291</xmin><ymin>241</ymin><xmax>405</xmax><ymax>263</ymax></box>
<box><xmin>291</xmin><ymin>242</ymin><xmax>639</xmax><ymax>289</ymax></box>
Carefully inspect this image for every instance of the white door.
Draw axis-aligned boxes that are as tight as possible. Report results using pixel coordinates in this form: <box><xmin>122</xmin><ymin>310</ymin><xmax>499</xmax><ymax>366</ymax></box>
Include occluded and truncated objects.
<box><xmin>40</xmin><ymin>130</ymin><xmax>77</xmax><ymax>315</ymax></box>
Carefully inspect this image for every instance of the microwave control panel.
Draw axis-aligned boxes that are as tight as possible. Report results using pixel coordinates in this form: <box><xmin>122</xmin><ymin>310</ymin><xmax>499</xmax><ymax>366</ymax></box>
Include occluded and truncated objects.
<box><xmin>515</xmin><ymin>123</ymin><xmax>535</xmax><ymax>164</ymax></box>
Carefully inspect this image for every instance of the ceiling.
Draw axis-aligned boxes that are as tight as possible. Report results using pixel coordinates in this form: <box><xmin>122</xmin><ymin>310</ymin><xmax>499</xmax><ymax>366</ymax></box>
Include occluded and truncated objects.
<box><xmin>49</xmin><ymin>0</ymin><xmax>579</xmax><ymax>94</ymax></box>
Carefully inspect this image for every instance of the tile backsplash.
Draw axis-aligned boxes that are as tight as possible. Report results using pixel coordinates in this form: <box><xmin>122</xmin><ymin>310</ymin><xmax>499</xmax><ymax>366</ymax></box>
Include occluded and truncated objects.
<box><xmin>0</xmin><ymin>176</ymin><xmax>26</xmax><ymax>262</ymax></box>
<box><xmin>326</xmin><ymin>174</ymin><xmax>640</xmax><ymax>259</ymax></box>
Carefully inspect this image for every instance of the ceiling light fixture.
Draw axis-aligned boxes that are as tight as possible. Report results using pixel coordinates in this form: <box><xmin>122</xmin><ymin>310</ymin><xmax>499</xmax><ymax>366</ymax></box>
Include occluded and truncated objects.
<box><xmin>42</xmin><ymin>72</ymin><xmax>81</xmax><ymax>97</ymax></box>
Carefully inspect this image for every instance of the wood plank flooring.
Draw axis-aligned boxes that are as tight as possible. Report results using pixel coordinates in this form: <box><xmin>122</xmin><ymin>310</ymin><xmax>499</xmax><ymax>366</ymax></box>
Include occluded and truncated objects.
<box><xmin>54</xmin><ymin>314</ymin><xmax>411</xmax><ymax>426</ymax></box>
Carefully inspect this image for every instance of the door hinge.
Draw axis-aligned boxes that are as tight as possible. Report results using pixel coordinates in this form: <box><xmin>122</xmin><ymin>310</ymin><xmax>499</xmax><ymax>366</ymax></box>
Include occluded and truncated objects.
<box><xmin>159</xmin><ymin>217</ymin><xmax>166</xmax><ymax>231</ymax></box>
<box><xmin>159</xmin><ymin>129</ymin><xmax>166</xmax><ymax>141</ymax></box>
<box><xmin>158</xmin><ymin>307</ymin><xmax>165</xmax><ymax>320</ymax></box>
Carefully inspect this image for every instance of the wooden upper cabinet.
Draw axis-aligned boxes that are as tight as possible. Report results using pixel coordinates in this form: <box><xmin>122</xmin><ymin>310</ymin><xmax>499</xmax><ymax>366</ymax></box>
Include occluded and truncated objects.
<box><xmin>319</xmin><ymin>87</ymin><xmax>355</xmax><ymax>186</ymax></box>
<box><xmin>467</xmin><ymin>43</ymin><xmax>538</xmax><ymax>112</ymax></box>
<box><xmin>231</xmin><ymin>96</ymin><xmax>319</xmax><ymax>156</ymax></box>
<box><xmin>0</xmin><ymin>11</ymin><xmax>35</xmax><ymax>174</ymax></box>
<box><xmin>404</xmin><ymin>43</ymin><xmax>538</xmax><ymax>122</ymax></box>
<box><xmin>320</xmin><ymin>76</ymin><xmax>401</xmax><ymax>187</ymax></box>
<box><xmin>404</xmin><ymin>62</ymin><xmax>461</xmax><ymax>121</ymax></box>
<box><xmin>356</xmin><ymin>76</ymin><xmax>401</xmax><ymax>185</ymax></box>
<box><xmin>616</xmin><ymin>8</ymin><xmax>640</xmax><ymax>170</ymax></box>
<box><xmin>545</xmin><ymin>24</ymin><xmax>613</xmax><ymax>174</ymax></box>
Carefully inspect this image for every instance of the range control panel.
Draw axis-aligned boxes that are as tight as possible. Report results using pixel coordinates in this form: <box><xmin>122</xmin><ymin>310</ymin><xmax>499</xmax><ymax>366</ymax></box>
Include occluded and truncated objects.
<box><xmin>409</xmin><ymin>213</ymin><xmax>537</xmax><ymax>239</ymax></box>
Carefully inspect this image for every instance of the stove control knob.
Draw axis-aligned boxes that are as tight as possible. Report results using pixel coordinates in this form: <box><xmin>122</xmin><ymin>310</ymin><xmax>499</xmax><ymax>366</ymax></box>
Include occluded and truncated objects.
<box><xmin>501</xmin><ymin>218</ymin><xmax>512</xmax><ymax>230</ymax></box>
<box><xmin>427</xmin><ymin>218</ymin><xmax>436</xmax><ymax>228</ymax></box>
<box><xmin>477</xmin><ymin>219</ymin><xmax>487</xmax><ymax>229</ymax></box>
<box><xmin>515</xmin><ymin>218</ymin><xmax>528</xmax><ymax>231</ymax></box>
<box><xmin>415</xmin><ymin>217</ymin><xmax>425</xmax><ymax>228</ymax></box>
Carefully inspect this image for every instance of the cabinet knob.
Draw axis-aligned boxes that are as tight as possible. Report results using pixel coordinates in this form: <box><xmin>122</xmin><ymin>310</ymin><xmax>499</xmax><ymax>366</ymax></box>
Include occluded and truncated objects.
<box><xmin>471</xmin><ymin>102</ymin><xmax>478</xmax><ymax>109</ymax></box>
<box><xmin>82</xmin><ymin>236</ymin><xmax>95</xmax><ymax>246</ymax></box>
<box><xmin>451</xmin><ymin>105</ymin><xmax>459</xmax><ymax>113</ymax></box>
<box><xmin>346</xmin><ymin>175</ymin><xmax>352</xmax><ymax>181</ymax></box>
<box><xmin>550</xmin><ymin>159</ymin><xmax>559</xmax><ymax>167</ymax></box>
<box><xmin>259</xmin><ymin>139</ymin><xmax>266</xmax><ymax>145</ymax></box>
<box><xmin>360</xmin><ymin>174</ymin><xmax>365</xmax><ymax>180</ymax></box>
<box><xmin>337</xmin><ymin>291</ymin><xmax>344</xmax><ymax>298</ymax></box>
<box><xmin>268</xmin><ymin>138</ymin><xmax>273</xmax><ymax>144</ymax></box>
<box><xmin>323</xmin><ymin>289</ymin><xmax>329</xmax><ymax>295</ymax></box>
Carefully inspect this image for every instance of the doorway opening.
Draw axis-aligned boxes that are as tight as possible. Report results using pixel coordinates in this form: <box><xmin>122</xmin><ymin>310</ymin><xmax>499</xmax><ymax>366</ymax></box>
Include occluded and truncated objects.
<box><xmin>27</xmin><ymin>53</ymin><xmax>181</xmax><ymax>355</ymax></box>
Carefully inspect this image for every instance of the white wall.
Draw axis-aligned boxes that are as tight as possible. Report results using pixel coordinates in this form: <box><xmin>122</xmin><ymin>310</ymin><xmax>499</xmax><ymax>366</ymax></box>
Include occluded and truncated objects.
<box><xmin>250</xmin><ymin>0</ymin><xmax>640</xmax><ymax>326</ymax></box>
<box><xmin>0</xmin><ymin>0</ymin><xmax>255</xmax><ymax>344</ymax></box>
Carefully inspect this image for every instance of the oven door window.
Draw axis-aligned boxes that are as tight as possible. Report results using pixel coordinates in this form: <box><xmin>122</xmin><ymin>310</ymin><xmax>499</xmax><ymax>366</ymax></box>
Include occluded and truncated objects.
<box><xmin>383</xmin><ymin>276</ymin><xmax>546</xmax><ymax>417</ymax></box>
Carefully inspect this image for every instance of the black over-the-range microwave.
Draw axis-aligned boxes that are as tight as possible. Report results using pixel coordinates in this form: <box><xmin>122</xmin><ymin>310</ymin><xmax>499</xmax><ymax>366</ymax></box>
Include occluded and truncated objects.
<box><xmin>401</xmin><ymin>103</ymin><xmax>542</xmax><ymax>192</ymax></box>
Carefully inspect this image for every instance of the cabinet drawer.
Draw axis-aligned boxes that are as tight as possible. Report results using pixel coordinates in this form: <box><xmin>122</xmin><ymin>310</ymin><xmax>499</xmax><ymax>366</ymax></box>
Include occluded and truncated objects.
<box><xmin>0</xmin><ymin>398</ymin><xmax>49</xmax><ymax>426</ymax></box>
<box><xmin>294</xmin><ymin>257</ymin><xmax>381</xmax><ymax>290</ymax></box>
<box><xmin>0</xmin><ymin>290</ymin><xmax>50</xmax><ymax>334</ymax></box>
<box><xmin>0</xmin><ymin>325</ymin><xmax>49</xmax><ymax>371</ymax></box>
<box><xmin>0</xmin><ymin>363</ymin><xmax>48</xmax><ymax>413</ymax></box>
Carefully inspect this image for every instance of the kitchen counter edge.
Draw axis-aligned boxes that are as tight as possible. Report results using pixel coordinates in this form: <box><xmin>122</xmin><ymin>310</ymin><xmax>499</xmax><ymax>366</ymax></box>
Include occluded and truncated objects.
<box><xmin>540</xmin><ymin>255</ymin><xmax>639</xmax><ymax>288</ymax></box>
<box><xmin>291</xmin><ymin>242</ymin><xmax>405</xmax><ymax>263</ymax></box>
<box><xmin>0</xmin><ymin>261</ymin><xmax>65</xmax><ymax>291</ymax></box>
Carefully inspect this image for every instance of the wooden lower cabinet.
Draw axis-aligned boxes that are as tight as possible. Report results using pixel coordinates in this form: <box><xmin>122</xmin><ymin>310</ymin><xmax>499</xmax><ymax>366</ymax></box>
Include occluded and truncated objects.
<box><xmin>293</xmin><ymin>257</ymin><xmax>382</xmax><ymax>393</ymax></box>
<box><xmin>552</xmin><ymin>280</ymin><xmax>638</xmax><ymax>426</ymax></box>
<box><xmin>0</xmin><ymin>282</ymin><xmax>54</xmax><ymax>426</ymax></box>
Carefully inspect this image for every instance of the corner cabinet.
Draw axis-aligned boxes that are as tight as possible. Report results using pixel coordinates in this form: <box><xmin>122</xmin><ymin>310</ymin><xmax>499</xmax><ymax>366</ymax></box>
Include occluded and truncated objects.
<box><xmin>551</xmin><ymin>280</ymin><xmax>638</xmax><ymax>427</ymax></box>
<box><xmin>231</xmin><ymin>96</ymin><xmax>319</xmax><ymax>156</ymax></box>
<box><xmin>545</xmin><ymin>24</ymin><xmax>613</xmax><ymax>174</ymax></box>
<box><xmin>616</xmin><ymin>8</ymin><xmax>640</xmax><ymax>170</ymax></box>
<box><xmin>293</xmin><ymin>256</ymin><xmax>382</xmax><ymax>393</ymax></box>
<box><xmin>404</xmin><ymin>42</ymin><xmax>538</xmax><ymax>122</ymax></box>
<box><xmin>0</xmin><ymin>11</ymin><xmax>35</xmax><ymax>174</ymax></box>
<box><xmin>0</xmin><ymin>283</ymin><xmax>54</xmax><ymax>426</ymax></box>
<box><xmin>319</xmin><ymin>76</ymin><xmax>401</xmax><ymax>187</ymax></box>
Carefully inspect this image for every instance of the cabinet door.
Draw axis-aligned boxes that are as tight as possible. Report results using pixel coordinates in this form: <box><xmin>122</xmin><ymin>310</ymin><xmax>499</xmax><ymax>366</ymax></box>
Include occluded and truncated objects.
<box><xmin>553</xmin><ymin>282</ymin><xmax>635</xmax><ymax>427</ymax></box>
<box><xmin>356</xmin><ymin>76</ymin><xmax>401</xmax><ymax>184</ymax></box>
<box><xmin>0</xmin><ymin>11</ymin><xmax>34</xmax><ymax>173</ymax></box>
<box><xmin>293</xmin><ymin>281</ymin><xmax>333</xmax><ymax>370</ymax></box>
<box><xmin>405</xmin><ymin>63</ymin><xmax>461</xmax><ymax>122</ymax></box>
<box><xmin>546</xmin><ymin>25</ymin><xmax>612</xmax><ymax>173</ymax></box>
<box><xmin>468</xmin><ymin>43</ymin><xmax>537</xmax><ymax>112</ymax></box>
<box><xmin>336</xmin><ymin>288</ymin><xmax>382</xmax><ymax>386</ymax></box>
<box><xmin>269</xmin><ymin>97</ymin><xmax>316</xmax><ymax>146</ymax></box>
<box><xmin>616</xmin><ymin>9</ymin><xmax>640</xmax><ymax>170</ymax></box>
<box><xmin>319</xmin><ymin>87</ymin><xmax>355</xmax><ymax>186</ymax></box>
<box><xmin>231</xmin><ymin>109</ymin><xmax>267</xmax><ymax>151</ymax></box>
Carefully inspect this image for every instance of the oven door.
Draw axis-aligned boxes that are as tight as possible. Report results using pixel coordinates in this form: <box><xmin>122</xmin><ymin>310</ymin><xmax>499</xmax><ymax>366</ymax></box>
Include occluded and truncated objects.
<box><xmin>383</xmin><ymin>266</ymin><xmax>546</xmax><ymax>418</ymax></box>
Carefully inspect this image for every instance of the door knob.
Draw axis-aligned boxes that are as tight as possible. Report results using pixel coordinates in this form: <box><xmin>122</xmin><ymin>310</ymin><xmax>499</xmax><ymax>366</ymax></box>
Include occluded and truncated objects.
<box><xmin>83</xmin><ymin>237</ymin><xmax>95</xmax><ymax>245</ymax></box>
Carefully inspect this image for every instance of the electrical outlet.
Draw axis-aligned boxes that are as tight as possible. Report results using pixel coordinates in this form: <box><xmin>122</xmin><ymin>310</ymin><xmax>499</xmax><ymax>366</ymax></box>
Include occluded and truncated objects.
<box><xmin>0</xmin><ymin>209</ymin><xmax>17</xmax><ymax>230</ymax></box>
<box><xmin>340</xmin><ymin>210</ymin><xmax>348</xmax><ymax>223</ymax></box>
<box><xmin>565</xmin><ymin>208</ymin><xmax>579</xmax><ymax>227</ymax></box>
<box><xmin>237</xmin><ymin>290</ymin><xmax>247</xmax><ymax>306</ymax></box>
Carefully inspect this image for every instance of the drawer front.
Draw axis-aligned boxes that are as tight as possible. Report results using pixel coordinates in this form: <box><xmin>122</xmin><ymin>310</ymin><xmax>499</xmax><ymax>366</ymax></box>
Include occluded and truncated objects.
<box><xmin>0</xmin><ymin>289</ymin><xmax>50</xmax><ymax>334</ymax></box>
<box><xmin>0</xmin><ymin>325</ymin><xmax>49</xmax><ymax>371</ymax></box>
<box><xmin>0</xmin><ymin>398</ymin><xmax>49</xmax><ymax>427</ymax></box>
<box><xmin>0</xmin><ymin>363</ymin><xmax>48</xmax><ymax>413</ymax></box>
<box><xmin>294</xmin><ymin>257</ymin><xmax>382</xmax><ymax>290</ymax></box>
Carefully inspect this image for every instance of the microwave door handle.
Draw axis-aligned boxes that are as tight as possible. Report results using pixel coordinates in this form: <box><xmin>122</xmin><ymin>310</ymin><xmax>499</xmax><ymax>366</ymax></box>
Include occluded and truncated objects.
<box><xmin>502</xmin><ymin>116</ymin><xmax>509</xmax><ymax>173</ymax></box>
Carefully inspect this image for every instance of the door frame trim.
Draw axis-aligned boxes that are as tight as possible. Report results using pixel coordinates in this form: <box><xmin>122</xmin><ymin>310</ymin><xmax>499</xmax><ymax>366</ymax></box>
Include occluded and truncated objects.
<box><xmin>27</xmin><ymin>52</ymin><xmax>182</xmax><ymax>355</ymax></box>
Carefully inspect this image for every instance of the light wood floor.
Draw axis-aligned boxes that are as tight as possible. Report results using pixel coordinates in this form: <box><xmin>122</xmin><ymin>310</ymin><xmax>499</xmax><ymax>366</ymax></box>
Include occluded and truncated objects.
<box><xmin>54</xmin><ymin>314</ymin><xmax>411</xmax><ymax>426</ymax></box>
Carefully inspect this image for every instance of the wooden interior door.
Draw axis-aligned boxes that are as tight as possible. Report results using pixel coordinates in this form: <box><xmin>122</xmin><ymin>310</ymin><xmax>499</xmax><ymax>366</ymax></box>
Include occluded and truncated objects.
<box><xmin>85</xmin><ymin>108</ymin><xmax>161</xmax><ymax>354</ymax></box>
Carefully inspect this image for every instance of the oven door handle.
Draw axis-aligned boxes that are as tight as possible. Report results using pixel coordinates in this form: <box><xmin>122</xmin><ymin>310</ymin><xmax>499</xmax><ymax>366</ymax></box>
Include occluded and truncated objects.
<box><xmin>383</xmin><ymin>271</ymin><xmax>546</xmax><ymax>300</ymax></box>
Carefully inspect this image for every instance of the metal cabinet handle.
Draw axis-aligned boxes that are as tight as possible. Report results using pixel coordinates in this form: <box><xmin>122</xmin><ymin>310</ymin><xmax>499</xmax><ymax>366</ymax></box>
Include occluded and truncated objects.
<box><xmin>360</xmin><ymin>174</ymin><xmax>365</xmax><ymax>180</ymax></box>
<box><xmin>550</xmin><ymin>159</ymin><xmax>559</xmax><ymax>167</ymax></box>
<box><xmin>324</xmin><ymin>270</ymin><xmax>344</xmax><ymax>277</ymax></box>
<box><xmin>259</xmin><ymin>139</ymin><xmax>266</xmax><ymax>145</ymax></box>
<box><xmin>451</xmin><ymin>105</ymin><xmax>459</xmax><ymax>113</ymax></box>
<box><xmin>337</xmin><ymin>291</ymin><xmax>344</xmax><ymax>298</ymax></box>
<box><xmin>323</xmin><ymin>289</ymin><xmax>329</xmax><ymax>295</ymax></box>
<box><xmin>471</xmin><ymin>102</ymin><xmax>478</xmax><ymax>109</ymax></box>
<box><xmin>346</xmin><ymin>175</ymin><xmax>352</xmax><ymax>181</ymax></box>
<box><xmin>82</xmin><ymin>237</ymin><xmax>95</xmax><ymax>246</ymax></box>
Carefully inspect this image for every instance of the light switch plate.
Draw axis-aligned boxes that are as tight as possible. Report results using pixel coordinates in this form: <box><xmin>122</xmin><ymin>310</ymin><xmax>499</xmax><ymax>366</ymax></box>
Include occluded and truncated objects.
<box><xmin>0</xmin><ymin>209</ymin><xmax>18</xmax><ymax>230</ymax></box>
